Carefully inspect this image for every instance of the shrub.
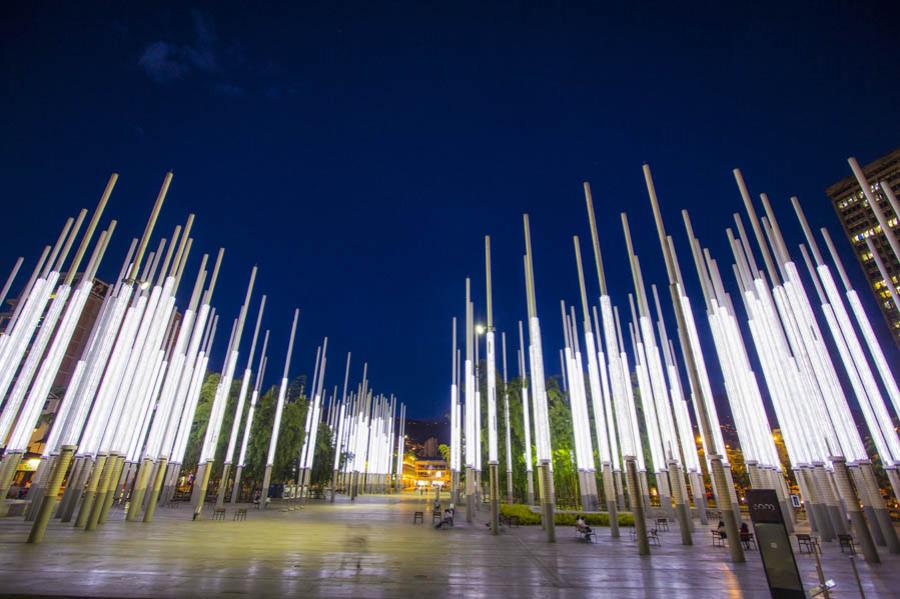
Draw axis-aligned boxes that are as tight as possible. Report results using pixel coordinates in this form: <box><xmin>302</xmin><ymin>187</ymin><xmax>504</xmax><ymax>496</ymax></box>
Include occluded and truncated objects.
<box><xmin>499</xmin><ymin>503</ymin><xmax>635</xmax><ymax>527</ymax></box>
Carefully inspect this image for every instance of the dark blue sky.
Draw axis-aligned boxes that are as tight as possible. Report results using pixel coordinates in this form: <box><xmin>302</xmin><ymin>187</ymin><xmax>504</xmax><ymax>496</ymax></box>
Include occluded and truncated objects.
<box><xmin>2</xmin><ymin>2</ymin><xmax>898</xmax><ymax>419</ymax></box>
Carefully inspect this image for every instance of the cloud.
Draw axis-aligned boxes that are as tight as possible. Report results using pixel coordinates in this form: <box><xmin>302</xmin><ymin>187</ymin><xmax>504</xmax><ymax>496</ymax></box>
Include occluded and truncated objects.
<box><xmin>138</xmin><ymin>11</ymin><xmax>220</xmax><ymax>83</ymax></box>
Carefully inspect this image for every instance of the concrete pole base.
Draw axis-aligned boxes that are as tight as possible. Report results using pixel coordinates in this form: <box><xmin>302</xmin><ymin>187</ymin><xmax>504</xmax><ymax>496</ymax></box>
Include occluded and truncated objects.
<box><xmin>625</xmin><ymin>457</ymin><xmax>649</xmax><ymax>556</ymax></box>
<box><xmin>0</xmin><ymin>452</ymin><xmax>25</xmax><ymax>517</ymax></box>
<box><xmin>232</xmin><ymin>465</ymin><xmax>245</xmax><ymax>504</ymax></box>
<box><xmin>668</xmin><ymin>461</ymin><xmax>692</xmax><ymax>546</ymax></box>
<box><xmin>75</xmin><ymin>456</ymin><xmax>105</xmax><ymax>528</ymax></box>
<box><xmin>489</xmin><ymin>462</ymin><xmax>500</xmax><ymax>535</ymax></box>
<box><xmin>143</xmin><ymin>458</ymin><xmax>168</xmax><ymax>523</ymax></box>
<box><xmin>85</xmin><ymin>455</ymin><xmax>116</xmax><ymax>531</ymax></box>
<box><xmin>526</xmin><ymin>469</ymin><xmax>535</xmax><ymax>506</ymax></box>
<box><xmin>127</xmin><ymin>459</ymin><xmax>153</xmax><ymax>521</ymax></box>
<box><xmin>97</xmin><ymin>455</ymin><xmax>125</xmax><ymax>525</ymax></box>
<box><xmin>28</xmin><ymin>446</ymin><xmax>75</xmax><ymax>544</ymax></box>
<box><xmin>614</xmin><ymin>470</ymin><xmax>625</xmax><ymax>510</ymax></box>
<box><xmin>58</xmin><ymin>456</ymin><xmax>87</xmax><ymax>522</ymax></box>
<box><xmin>602</xmin><ymin>465</ymin><xmax>619</xmax><ymax>538</ymax></box>
<box><xmin>710</xmin><ymin>456</ymin><xmax>744</xmax><ymax>563</ymax></box>
<box><xmin>259</xmin><ymin>464</ymin><xmax>273</xmax><ymax>511</ymax></box>
<box><xmin>192</xmin><ymin>460</ymin><xmax>213</xmax><ymax>520</ymax></box>
<box><xmin>217</xmin><ymin>463</ymin><xmax>232</xmax><ymax>509</ymax></box>
<box><xmin>831</xmin><ymin>457</ymin><xmax>878</xmax><ymax>563</ymax></box>
<box><xmin>539</xmin><ymin>461</ymin><xmax>556</xmax><ymax>542</ymax></box>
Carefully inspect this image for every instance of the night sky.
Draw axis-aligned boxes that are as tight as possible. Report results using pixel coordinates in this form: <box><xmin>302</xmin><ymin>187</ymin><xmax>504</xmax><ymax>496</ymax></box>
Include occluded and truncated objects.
<box><xmin>2</xmin><ymin>2</ymin><xmax>898</xmax><ymax>419</ymax></box>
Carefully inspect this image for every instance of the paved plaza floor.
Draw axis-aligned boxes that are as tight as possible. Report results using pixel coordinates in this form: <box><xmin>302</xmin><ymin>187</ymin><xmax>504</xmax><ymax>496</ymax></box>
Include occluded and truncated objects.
<box><xmin>0</xmin><ymin>493</ymin><xmax>897</xmax><ymax>597</ymax></box>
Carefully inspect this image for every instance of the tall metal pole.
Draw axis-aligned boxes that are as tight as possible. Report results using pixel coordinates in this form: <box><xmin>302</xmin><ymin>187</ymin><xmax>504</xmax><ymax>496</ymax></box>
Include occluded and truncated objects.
<box><xmin>502</xmin><ymin>332</ymin><xmax>514</xmax><ymax>503</ymax></box>
<box><xmin>643</xmin><ymin>164</ymin><xmax>743</xmax><ymax>562</ymax></box>
<box><xmin>260</xmin><ymin>309</ymin><xmax>300</xmax><ymax>510</ymax></box>
<box><xmin>485</xmin><ymin>236</ymin><xmax>500</xmax><ymax>535</ymax></box>
<box><xmin>523</xmin><ymin>214</ymin><xmax>555</xmax><ymax>542</ymax></box>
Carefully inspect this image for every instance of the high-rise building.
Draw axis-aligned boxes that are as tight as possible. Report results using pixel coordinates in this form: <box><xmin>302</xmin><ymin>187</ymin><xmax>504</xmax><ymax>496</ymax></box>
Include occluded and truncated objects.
<box><xmin>826</xmin><ymin>148</ymin><xmax>900</xmax><ymax>347</ymax></box>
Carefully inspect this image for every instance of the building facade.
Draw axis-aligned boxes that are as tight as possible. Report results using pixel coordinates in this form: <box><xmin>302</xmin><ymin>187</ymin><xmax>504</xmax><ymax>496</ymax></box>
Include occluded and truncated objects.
<box><xmin>826</xmin><ymin>148</ymin><xmax>900</xmax><ymax>346</ymax></box>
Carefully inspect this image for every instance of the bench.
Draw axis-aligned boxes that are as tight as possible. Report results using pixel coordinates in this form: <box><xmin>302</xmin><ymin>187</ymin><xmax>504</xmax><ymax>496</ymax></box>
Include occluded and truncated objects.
<box><xmin>432</xmin><ymin>509</ymin><xmax>442</xmax><ymax>523</ymax></box>
<box><xmin>838</xmin><ymin>534</ymin><xmax>856</xmax><ymax>555</ymax></box>
<box><xmin>233</xmin><ymin>508</ymin><xmax>247</xmax><ymax>521</ymax></box>
<box><xmin>655</xmin><ymin>518</ymin><xmax>669</xmax><ymax>532</ymax></box>
<box><xmin>212</xmin><ymin>507</ymin><xmax>226</xmax><ymax>521</ymax></box>
<box><xmin>648</xmin><ymin>528</ymin><xmax>661</xmax><ymax>546</ymax></box>
<box><xmin>575</xmin><ymin>526</ymin><xmax>596</xmax><ymax>543</ymax></box>
<box><xmin>413</xmin><ymin>511</ymin><xmax>424</xmax><ymax>524</ymax></box>
<box><xmin>711</xmin><ymin>530</ymin><xmax>725</xmax><ymax>547</ymax></box>
<box><xmin>796</xmin><ymin>533</ymin><xmax>819</xmax><ymax>554</ymax></box>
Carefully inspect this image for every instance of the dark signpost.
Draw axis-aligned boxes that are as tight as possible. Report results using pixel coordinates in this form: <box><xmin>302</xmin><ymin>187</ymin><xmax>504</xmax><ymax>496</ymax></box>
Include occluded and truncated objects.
<box><xmin>747</xmin><ymin>489</ymin><xmax>804</xmax><ymax>598</ymax></box>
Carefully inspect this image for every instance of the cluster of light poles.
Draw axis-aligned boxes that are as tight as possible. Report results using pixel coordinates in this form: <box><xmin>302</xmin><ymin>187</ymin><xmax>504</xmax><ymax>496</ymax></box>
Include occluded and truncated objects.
<box><xmin>0</xmin><ymin>172</ymin><xmax>408</xmax><ymax>545</ymax></box>
<box><xmin>447</xmin><ymin>158</ymin><xmax>900</xmax><ymax>563</ymax></box>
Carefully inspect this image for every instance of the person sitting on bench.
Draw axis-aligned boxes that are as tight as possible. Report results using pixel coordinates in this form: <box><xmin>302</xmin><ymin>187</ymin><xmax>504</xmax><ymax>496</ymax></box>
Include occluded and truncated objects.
<box><xmin>435</xmin><ymin>507</ymin><xmax>455</xmax><ymax>529</ymax></box>
<box><xmin>576</xmin><ymin>515</ymin><xmax>592</xmax><ymax>534</ymax></box>
<box><xmin>717</xmin><ymin>520</ymin><xmax>727</xmax><ymax>539</ymax></box>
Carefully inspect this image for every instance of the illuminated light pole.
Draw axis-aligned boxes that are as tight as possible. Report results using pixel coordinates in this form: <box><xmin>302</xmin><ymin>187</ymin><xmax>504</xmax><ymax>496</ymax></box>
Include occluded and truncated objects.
<box><xmin>90</xmin><ymin>235</ymin><xmax>180</xmax><ymax>527</ymax></box>
<box><xmin>350</xmin><ymin>364</ymin><xmax>369</xmax><ymax>500</ymax></box>
<box><xmin>25</xmin><ymin>215</ymin><xmax>117</xmax><ymax>543</ymax></box>
<box><xmin>0</xmin><ymin>215</ymin><xmax>77</xmax><ymax>433</ymax></box>
<box><xmin>681</xmin><ymin>211</ymin><xmax>784</xmax><ymax>526</ymax></box>
<box><xmin>795</xmin><ymin>244</ymin><xmax>889</xmax><ymax>553</ymax></box>
<box><xmin>231</xmin><ymin>336</ymin><xmax>269</xmax><ymax>505</ymax></box>
<box><xmin>160</xmin><ymin>250</ymin><xmax>225</xmax><ymax>506</ymax></box>
<box><xmin>119</xmin><ymin>219</ymin><xmax>195</xmax><ymax>522</ymax></box>
<box><xmin>166</xmin><ymin>311</ymin><xmax>219</xmax><ymax>505</ymax></box>
<box><xmin>464</xmin><ymin>279</ymin><xmax>476</xmax><ymax>522</ymax></box>
<box><xmin>10</xmin><ymin>176</ymin><xmax>116</xmax><ymax>516</ymax></box>
<box><xmin>790</xmin><ymin>202</ymin><xmax>900</xmax><ymax>551</ymax></box>
<box><xmin>449</xmin><ymin>320</ymin><xmax>460</xmax><ymax>504</ymax></box>
<box><xmin>331</xmin><ymin>352</ymin><xmax>351</xmax><ymax>502</ymax></box>
<box><xmin>573</xmin><ymin>238</ymin><xmax>616</xmax><ymax>531</ymax></box>
<box><xmin>52</xmin><ymin>238</ymin><xmax>137</xmax><ymax>522</ymax></box>
<box><xmin>71</xmin><ymin>173</ymin><xmax>171</xmax><ymax>529</ymax></box>
<box><xmin>217</xmin><ymin>294</ymin><xmax>266</xmax><ymax>508</ymax></box>
<box><xmin>501</xmin><ymin>332</ymin><xmax>513</xmax><ymax>504</ymax></box>
<box><xmin>24</xmin><ymin>227</ymin><xmax>116</xmax><ymax>520</ymax></box>
<box><xmin>234</xmin><ymin>340</ymin><xmax>268</xmax><ymax>504</ymax></box>
<box><xmin>98</xmin><ymin>221</ymin><xmax>188</xmax><ymax>526</ymax></box>
<box><xmin>644</xmin><ymin>165</ymin><xmax>744</xmax><ymax>562</ymax></box>
<box><xmin>0</xmin><ymin>210</ymin><xmax>86</xmax><ymax>493</ymax></box>
<box><xmin>192</xmin><ymin>267</ymin><xmax>257</xmax><ymax>519</ymax></box>
<box><xmin>394</xmin><ymin>403</ymin><xmax>406</xmax><ymax>493</ymax></box>
<box><xmin>259</xmin><ymin>308</ymin><xmax>299</xmax><ymax>510</ymax></box>
<box><xmin>622</xmin><ymin>214</ymin><xmax>689</xmax><ymax>534</ymax></box>
<box><xmin>518</xmin><ymin>322</ymin><xmax>535</xmax><ymax>505</ymax></box>
<box><xmin>474</xmin><ymin>322</ymin><xmax>484</xmax><ymax>504</ymax></box>
<box><xmin>653</xmin><ymin>288</ymin><xmax>703</xmax><ymax>528</ymax></box>
<box><xmin>758</xmin><ymin>199</ymin><xmax>862</xmax><ymax>540</ymax></box>
<box><xmin>560</xmin><ymin>302</ymin><xmax>596</xmax><ymax>512</ymax></box>
<box><xmin>731</xmin><ymin>175</ymin><xmax>841</xmax><ymax>539</ymax></box>
<box><xmin>300</xmin><ymin>338</ymin><xmax>327</xmax><ymax>496</ymax></box>
<box><xmin>485</xmin><ymin>235</ymin><xmax>500</xmax><ymax>535</ymax></box>
<box><xmin>583</xmin><ymin>183</ymin><xmax>644</xmax><ymax>521</ymax></box>
<box><xmin>523</xmin><ymin>214</ymin><xmax>555</xmax><ymax>542</ymax></box>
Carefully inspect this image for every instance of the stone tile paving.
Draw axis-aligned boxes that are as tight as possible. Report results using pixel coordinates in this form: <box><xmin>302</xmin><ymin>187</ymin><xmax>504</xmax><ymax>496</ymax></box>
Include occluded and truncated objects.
<box><xmin>0</xmin><ymin>493</ymin><xmax>897</xmax><ymax>597</ymax></box>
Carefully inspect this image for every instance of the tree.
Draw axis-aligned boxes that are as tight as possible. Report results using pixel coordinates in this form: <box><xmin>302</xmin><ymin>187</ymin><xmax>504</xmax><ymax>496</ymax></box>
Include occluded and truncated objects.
<box><xmin>183</xmin><ymin>373</ymin><xmax>311</xmax><ymax>490</ymax></box>
<box><xmin>310</xmin><ymin>424</ymin><xmax>335</xmax><ymax>486</ymax></box>
<box><xmin>438</xmin><ymin>443</ymin><xmax>451</xmax><ymax>463</ymax></box>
